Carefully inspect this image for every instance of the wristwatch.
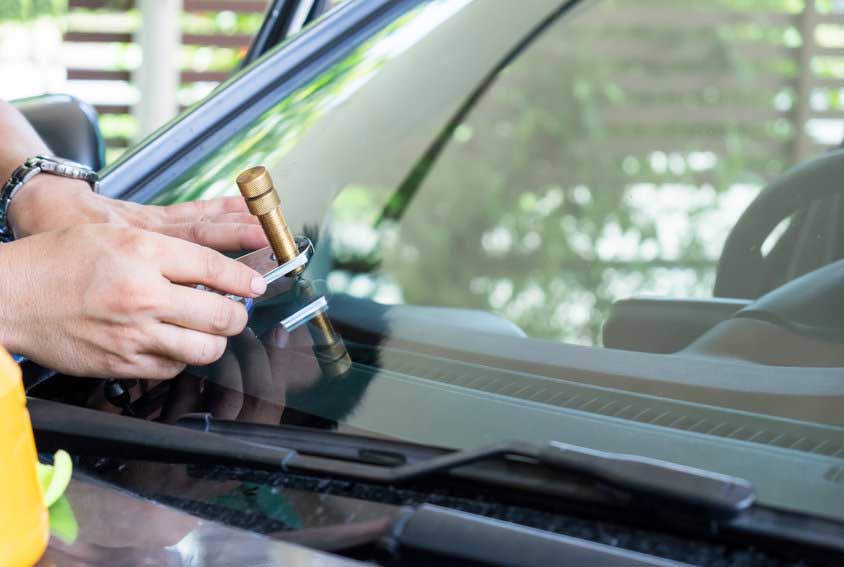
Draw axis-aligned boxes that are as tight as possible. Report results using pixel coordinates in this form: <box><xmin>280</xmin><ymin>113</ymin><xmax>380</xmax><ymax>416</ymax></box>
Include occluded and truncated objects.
<box><xmin>0</xmin><ymin>155</ymin><xmax>99</xmax><ymax>242</ymax></box>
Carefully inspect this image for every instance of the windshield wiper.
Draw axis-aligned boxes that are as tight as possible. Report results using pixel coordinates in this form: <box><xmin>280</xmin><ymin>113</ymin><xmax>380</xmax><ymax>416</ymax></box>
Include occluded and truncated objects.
<box><xmin>176</xmin><ymin>413</ymin><xmax>753</xmax><ymax>519</ymax></box>
<box><xmin>31</xmin><ymin>398</ymin><xmax>844</xmax><ymax>558</ymax></box>
<box><xmin>30</xmin><ymin>399</ymin><xmax>698</xmax><ymax>567</ymax></box>
<box><xmin>29</xmin><ymin>398</ymin><xmax>752</xmax><ymax>520</ymax></box>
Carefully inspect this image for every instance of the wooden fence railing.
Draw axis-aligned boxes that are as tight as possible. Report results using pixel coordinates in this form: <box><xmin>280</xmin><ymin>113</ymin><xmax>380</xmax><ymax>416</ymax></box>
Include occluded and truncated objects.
<box><xmin>568</xmin><ymin>1</ymin><xmax>844</xmax><ymax>169</ymax></box>
<box><xmin>64</xmin><ymin>0</ymin><xmax>844</xmax><ymax>165</ymax></box>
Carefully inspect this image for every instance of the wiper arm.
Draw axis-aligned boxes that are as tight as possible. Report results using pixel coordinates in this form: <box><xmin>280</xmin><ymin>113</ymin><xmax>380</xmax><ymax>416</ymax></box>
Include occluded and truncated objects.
<box><xmin>28</xmin><ymin>398</ymin><xmax>753</xmax><ymax>520</ymax></box>
<box><xmin>29</xmin><ymin>398</ymin><xmax>296</xmax><ymax>468</ymax></box>
<box><xmin>27</xmin><ymin>398</ymin><xmax>698</xmax><ymax>567</ymax></box>
<box><xmin>176</xmin><ymin>414</ymin><xmax>754</xmax><ymax>519</ymax></box>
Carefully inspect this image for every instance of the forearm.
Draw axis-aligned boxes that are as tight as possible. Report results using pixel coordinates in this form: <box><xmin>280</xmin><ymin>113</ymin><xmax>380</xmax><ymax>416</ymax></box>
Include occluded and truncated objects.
<box><xmin>0</xmin><ymin>238</ymin><xmax>33</xmax><ymax>355</ymax></box>
<box><xmin>0</xmin><ymin>100</ymin><xmax>50</xmax><ymax>183</ymax></box>
<box><xmin>0</xmin><ymin>100</ymin><xmax>95</xmax><ymax>238</ymax></box>
<box><xmin>0</xmin><ymin>103</ymin><xmax>48</xmax><ymax>351</ymax></box>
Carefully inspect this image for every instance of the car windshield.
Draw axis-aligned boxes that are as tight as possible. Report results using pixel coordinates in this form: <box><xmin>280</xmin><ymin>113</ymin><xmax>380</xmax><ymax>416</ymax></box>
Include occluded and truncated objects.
<box><xmin>120</xmin><ymin>0</ymin><xmax>844</xmax><ymax>523</ymax></box>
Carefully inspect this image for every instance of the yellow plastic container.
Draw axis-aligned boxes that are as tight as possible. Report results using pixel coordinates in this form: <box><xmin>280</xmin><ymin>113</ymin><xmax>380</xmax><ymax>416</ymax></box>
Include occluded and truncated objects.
<box><xmin>0</xmin><ymin>347</ymin><xmax>48</xmax><ymax>566</ymax></box>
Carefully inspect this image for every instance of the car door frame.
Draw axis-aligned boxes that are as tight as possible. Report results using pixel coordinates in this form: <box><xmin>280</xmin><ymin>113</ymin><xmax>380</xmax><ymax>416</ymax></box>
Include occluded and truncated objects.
<box><xmin>241</xmin><ymin>0</ymin><xmax>330</xmax><ymax>67</ymax></box>
<box><xmin>99</xmin><ymin>0</ymin><xmax>424</xmax><ymax>202</ymax></box>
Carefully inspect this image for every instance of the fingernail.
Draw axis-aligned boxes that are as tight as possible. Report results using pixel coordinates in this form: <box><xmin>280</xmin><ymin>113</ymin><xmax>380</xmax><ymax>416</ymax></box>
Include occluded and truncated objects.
<box><xmin>251</xmin><ymin>275</ymin><xmax>267</xmax><ymax>295</ymax></box>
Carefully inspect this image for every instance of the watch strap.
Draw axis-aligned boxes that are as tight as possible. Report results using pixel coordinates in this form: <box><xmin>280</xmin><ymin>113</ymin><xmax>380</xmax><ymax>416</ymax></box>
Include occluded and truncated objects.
<box><xmin>0</xmin><ymin>163</ymin><xmax>39</xmax><ymax>242</ymax></box>
<box><xmin>0</xmin><ymin>156</ymin><xmax>98</xmax><ymax>243</ymax></box>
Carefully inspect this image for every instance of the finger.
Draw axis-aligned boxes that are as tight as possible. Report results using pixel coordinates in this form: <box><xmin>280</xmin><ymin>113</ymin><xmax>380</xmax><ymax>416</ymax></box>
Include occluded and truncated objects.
<box><xmin>162</xmin><ymin>285</ymin><xmax>248</xmax><ymax>336</ymax></box>
<box><xmin>265</xmin><ymin>324</ymin><xmax>314</xmax><ymax>349</ymax></box>
<box><xmin>161</xmin><ymin>196</ymin><xmax>249</xmax><ymax>223</ymax></box>
<box><xmin>152</xmin><ymin>234</ymin><xmax>266</xmax><ymax>297</ymax></box>
<box><xmin>157</xmin><ymin>222</ymin><xmax>268</xmax><ymax>252</ymax></box>
<box><xmin>158</xmin><ymin>372</ymin><xmax>202</xmax><ymax>423</ymax></box>
<box><xmin>209</xmin><ymin>212</ymin><xmax>261</xmax><ymax>225</ymax></box>
<box><xmin>287</xmin><ymin>325</ymin><xmax>316</xmax><ymax>347</ymax></box>
<box><xmin>231</xmin><ymin>330</ymin><xmax>284</xmax><ymax>424</ymax></box>
<box><xmin>148</xmin><ymin>323</ymin><xmax>229</xmax><ymax>366</ymax></box>
<box><xmin>263</xmin><ymin>328</ymin><xmax>322</xmax><ymax>390</ymax></box>
<box><xmin>204</xmin><ymin>345</ymin><xmax>244</xmax><ymax>420</ymax></box>
<box><xmin>107</xmin><ymin>354</ymin><xmax>186</xmax><ymax>381</ymax></box>
<box><xmin>139</xmin><ymin>356</ymin><xmax>187</xmax><ymax>380</ymax></box>
<box><xmin>240</xmin><ymin>385</ymin><xmax>285</xmax><ymax>424</ymax></box>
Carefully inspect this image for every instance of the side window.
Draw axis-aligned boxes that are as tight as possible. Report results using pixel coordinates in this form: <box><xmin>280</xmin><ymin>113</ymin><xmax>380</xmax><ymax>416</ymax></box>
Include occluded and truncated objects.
<box><xmin>326</xmin><ymin>0</ymin><xmax>843</xmax><ymax>345</ymax></box>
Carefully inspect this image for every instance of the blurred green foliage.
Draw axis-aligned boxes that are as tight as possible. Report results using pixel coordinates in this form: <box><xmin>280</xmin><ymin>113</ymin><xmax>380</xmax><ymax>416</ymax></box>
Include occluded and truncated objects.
<box><xmin>98</xmin><ymin>113</ymin><xmax>136</xmax><ymax>140</ymax></box>
<box><xmin>182</xmin><ymin>11</ymin><xmax>264</xmax><ymax>35</ymax></box>
<box><xmin>327</xmin><ymin>0</ymin><xmax>827</xmax><ymax>345</ymax></box>
<box><xmin>0</xmin><ymin>0</ymin><xmax>63</xmax><ymax>19</ymax></box>
<box><xmin>152</xmin><ymin>13</ymin><xmax>411</xmax><ymax>204</ymax></box>
<box><xmin>151</xmin><ymin>0</ymin><xmax>836</xmax><ymax>346</ymax></box>
<box><xmin>180</xmin><ymin>46</ymin><xmax>243</xmax><ymax>72</ymax></box>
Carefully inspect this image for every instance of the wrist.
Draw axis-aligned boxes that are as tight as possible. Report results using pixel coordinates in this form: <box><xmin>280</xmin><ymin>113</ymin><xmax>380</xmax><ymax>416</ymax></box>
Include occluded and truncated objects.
<box><xmin>7</xmin><ymin>175</ymin><xmax>95</xmax><ymax>238</ymax></box>
<box><xmin>0</xmin><ymin>238</ymin><xmax>34</xmax><ymax>355</ymax></box>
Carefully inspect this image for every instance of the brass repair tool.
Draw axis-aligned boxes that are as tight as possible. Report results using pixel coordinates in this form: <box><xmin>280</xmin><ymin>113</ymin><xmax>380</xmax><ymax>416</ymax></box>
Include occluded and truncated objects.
<box><xmin>294</xmin><ymin>280</ymin><xmax>353</xmax><ymax>379</ymax></box>
<box><xmin>237</xmin><ymin>166</ymin><xmax>351</xmax><ymax>378</ymax></box>
<box><xmin>236</xmin><ymin>166</ymin><xmax>304</xmax><ymax>276</ymax></box>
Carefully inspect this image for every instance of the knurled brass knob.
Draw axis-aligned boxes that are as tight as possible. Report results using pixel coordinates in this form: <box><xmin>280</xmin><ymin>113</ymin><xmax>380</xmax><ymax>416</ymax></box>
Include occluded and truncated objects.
<box><xmin>236</xmin><ymin>166</ymin><xmax>301</xmax><ymax>270</ymax></box>
<box><xmin>236</xmin><ymin>166</ymin><xmax>273</xmax><ymax>198</ymax></box>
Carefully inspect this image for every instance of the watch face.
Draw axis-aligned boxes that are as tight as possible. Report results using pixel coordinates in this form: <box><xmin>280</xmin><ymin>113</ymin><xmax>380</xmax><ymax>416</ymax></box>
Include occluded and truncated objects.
<box><xmin>36</xmin><ymin>155</ymin><xmax>88</xmax><ymax>170</ymax></box>
<box><xmin>31</xmin><ymin>155</ymin><xmax>98</xmax><ymax>184</ymax></box>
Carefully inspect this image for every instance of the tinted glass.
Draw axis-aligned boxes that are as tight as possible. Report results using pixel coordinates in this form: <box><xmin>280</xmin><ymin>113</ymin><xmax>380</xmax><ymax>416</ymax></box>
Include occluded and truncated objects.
<box><xmin>136</xmin><ymin>0</ymin><xmax>844</xmax><ymax>523</ymax></box>
<box><xmin>326</xmin><ymin>0</ymin><xmax>843</xmax><ymax>345</ymax></box>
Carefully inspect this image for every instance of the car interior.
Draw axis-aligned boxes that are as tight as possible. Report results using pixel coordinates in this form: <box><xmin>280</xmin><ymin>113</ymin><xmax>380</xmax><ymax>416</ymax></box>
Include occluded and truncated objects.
<box><xmin>14</xmin><ymin>95</ymin><xmax>104</xmax><ymax>172</ymax></box>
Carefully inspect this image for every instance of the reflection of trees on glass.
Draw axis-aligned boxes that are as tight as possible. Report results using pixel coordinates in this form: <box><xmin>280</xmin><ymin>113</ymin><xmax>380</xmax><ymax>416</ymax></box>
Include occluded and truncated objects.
<box><xmin>151</xmin><ymin>11</ymin><xmax>419</xmax><ymax>206</ymax></box>
<box><xmin>329</xmin><ymin>0</ymin><xmax>836</xmax><ymax>345</ymax></box>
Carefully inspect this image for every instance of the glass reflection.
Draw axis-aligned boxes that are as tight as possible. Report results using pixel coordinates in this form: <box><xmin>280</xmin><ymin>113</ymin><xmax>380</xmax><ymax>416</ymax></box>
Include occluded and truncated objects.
<box><xmin>86</xmin><ymin>264</ymin><xmax>374</xmax><ymax>430</ymax></box>
<box><xmin>40</xmin><ymin>476</ymin><xmax>368</xmax><ymax>566</ymax></box>
<box><xmin>149</xmin><ymin>1</ymin><xmax>453</xmax><ymax>206</ymax></box>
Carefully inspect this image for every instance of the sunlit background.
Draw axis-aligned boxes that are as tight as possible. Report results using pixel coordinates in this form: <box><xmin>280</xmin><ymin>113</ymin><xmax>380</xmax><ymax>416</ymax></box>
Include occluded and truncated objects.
<box><xmin>0</xmin><ymin>0</ymin><xmax>271</xmax><ymax>162</ymax></box>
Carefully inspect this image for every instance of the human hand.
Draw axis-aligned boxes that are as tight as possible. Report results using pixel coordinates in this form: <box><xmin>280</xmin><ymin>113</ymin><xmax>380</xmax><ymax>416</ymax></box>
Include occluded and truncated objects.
<box><xmin>0</xmin><ymin>224</ymin><xmax>267</xmax><ymax>379</ymax></box>
<box><xmin>158</xmin><ymin>326</ymin><xmax>322</xmax><ymax>425</ymax></box>
<box><xmin>7</xmin><ymin>176</ymin><xmax>268</xmax><ymax>251</ymax></box>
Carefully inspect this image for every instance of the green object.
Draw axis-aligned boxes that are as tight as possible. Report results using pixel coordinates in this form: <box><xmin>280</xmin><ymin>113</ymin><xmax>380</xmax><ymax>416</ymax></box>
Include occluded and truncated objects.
<box><xmin>47</xmin><ymin>495</ymin><xmax>78</xmax><ymax>544</ymax></box>
<box><xmin>0</xmin><ymin>0</ymin><xmax>25</xmax><ymax>20</ymax></box>
<box><xmin>37</xmin><ymin>449</ymin><xmax>72</xmax><ymax>508</ymax></box>
<box><xmin>37</xmin><ymin>450</ymin><xmax>78</xmax><ymax>543</ymax></box>
<box><xmin>212</xmin><ymin>482</ymin><xmax>302</xmax><ymax>529</ymax></box>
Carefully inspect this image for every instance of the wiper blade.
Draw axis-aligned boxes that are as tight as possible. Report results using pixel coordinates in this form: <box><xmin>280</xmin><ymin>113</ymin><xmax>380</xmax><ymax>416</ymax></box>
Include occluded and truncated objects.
<box><xmin>541</xmin><ymin>440</ymin><xmax>755</xmax><ymax>517</ymax></box>
<box><xmin>33</xmin><ymin>399</ymin><xmax>844</xmax><ymax>559</ymax></box>
<box><xmin>28</xmin><ymin>398</ymin><xmax>753</xmax><ymax>520</ymax></box>
<box><xmin>29</xmin><ymin>398</ymin><xmax>295</xmax><ymax>467</ymax></box>
<box><xmin>176</xmin><ymin>414</ymin><xmax>754</xmax><ymax>519</ymax></box>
